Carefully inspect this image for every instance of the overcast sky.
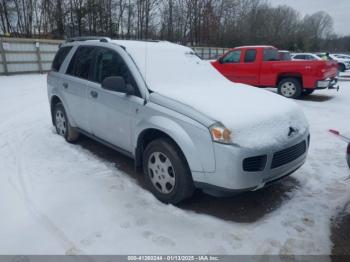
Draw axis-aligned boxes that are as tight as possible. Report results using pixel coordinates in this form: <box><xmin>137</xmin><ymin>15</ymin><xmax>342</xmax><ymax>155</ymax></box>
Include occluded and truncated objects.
<box><xmin>269</xmin><ymin>0</ymin><xmax>350</xmax><ymax>36</ymax></box>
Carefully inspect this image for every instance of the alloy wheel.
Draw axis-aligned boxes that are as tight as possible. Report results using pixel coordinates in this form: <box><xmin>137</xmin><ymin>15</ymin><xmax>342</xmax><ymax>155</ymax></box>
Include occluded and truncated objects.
<box><xmin>148</xmin><ymin>152</ymin><xmax>176</xmax><ymax>194</ymax></box>
<box><xmin>55</xmin><ymin>110</ymin><xmax>67</xmax><ymax>136</ymax></box>
<box><xmin>280</xmin><ymin>82</ymin><xmax>297</xmax><ymax>98</ymax></box>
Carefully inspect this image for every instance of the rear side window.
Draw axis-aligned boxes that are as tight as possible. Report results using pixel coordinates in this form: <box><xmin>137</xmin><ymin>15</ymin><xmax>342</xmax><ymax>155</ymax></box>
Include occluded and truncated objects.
<box><xmin>222</xmin><ymin>50</ymin><xmax>241</xmax><ymax>63</ymax></box>
<box><xmin>244</xmin><ymin>49</ymin><xmax>257</xmax><ymax>63</ymax></box>
<box><xmin>51</xmin><ymin>46</ymin><xmax>72</xmax><ymax>72</ymax></box>
<box><xmin>263</xmin><ymin>49</ymin><xmax>279</xmax><ymax>61</ymax></box>
<box><xmin>67</xmin><ymin>46</ymin><xmax>95</xmax><ymax>80</ymax></box>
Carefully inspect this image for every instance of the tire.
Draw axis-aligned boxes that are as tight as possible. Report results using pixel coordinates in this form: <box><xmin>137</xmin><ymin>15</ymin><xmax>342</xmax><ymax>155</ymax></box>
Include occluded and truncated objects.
<box><xmin>277</xmin><ymin>78</ymin><xmax>302</xmax><ymax>99</ymax></box>
<box><xmin>143</xmin><ymin>138</ymin><xmax>194</xmax><ymax>204</ymax></box>
<box><xmin>339</xmin><ymin>63</ymin><xmax>346</xmax><ymax>73</ymax></box>
<box><xmin>302</xmin><ymin>89</ymin><xmax>314</xmax><ymax>96</ymax></box>
<box><xmin>53</xmin><ymin>102</ymin><xmax>79</xmax><ymax>143</ymax></box>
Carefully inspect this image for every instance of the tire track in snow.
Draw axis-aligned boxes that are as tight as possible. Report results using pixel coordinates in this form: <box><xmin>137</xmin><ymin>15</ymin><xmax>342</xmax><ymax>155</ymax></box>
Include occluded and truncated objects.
<box><xmin>0</xmin><ymin>100</ymin><xmax>47</xmax><ymax>132</ymax></box>
<box><xmin>4</xmin><ymin>117</ymin><xmax>84</xmax><ymax>255</ymax></box>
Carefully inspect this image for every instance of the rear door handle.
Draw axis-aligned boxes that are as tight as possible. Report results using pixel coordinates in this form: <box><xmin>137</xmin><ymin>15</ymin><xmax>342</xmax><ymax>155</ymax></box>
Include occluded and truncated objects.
<box><xmin>63</xmin><ymin>83</ymin><xmax>68</xmax><ymax>89</ymax></box>
<box><xmin>90</xmin><ymin>90</ymin><xmax>98</xmax><ymax>98</ymax></box>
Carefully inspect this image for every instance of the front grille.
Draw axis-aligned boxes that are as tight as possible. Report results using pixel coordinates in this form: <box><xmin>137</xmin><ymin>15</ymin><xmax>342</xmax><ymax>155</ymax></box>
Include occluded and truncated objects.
<box><xmin>271</xmin><ymin>141</ymin><xmax>306</xmax><ymax>169</ymax></box>
<box><xmin>243</xmin><ymin>155</ymin><xmax>267</xmax><ymax>172</ymax></box>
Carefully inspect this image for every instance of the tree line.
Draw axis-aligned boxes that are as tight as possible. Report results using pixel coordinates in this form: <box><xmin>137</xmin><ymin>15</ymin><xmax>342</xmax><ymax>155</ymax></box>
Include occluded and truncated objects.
<box><xmin>1</xmin><ymin>0</ymin><xmax>349</xmax><ymax>52</ymax></box>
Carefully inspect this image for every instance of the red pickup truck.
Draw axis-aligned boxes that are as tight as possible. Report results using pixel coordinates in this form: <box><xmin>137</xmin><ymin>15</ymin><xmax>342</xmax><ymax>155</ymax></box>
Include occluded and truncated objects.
<box><xmin>211</xmin><ymin>46</ymin><xmax>339</xmax><ymax>99</ymax></box>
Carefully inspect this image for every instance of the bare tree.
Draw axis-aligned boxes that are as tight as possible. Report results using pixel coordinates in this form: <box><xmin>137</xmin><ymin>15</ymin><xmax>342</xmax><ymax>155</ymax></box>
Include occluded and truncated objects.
<box><xmin>1</xmin><ymin>0</ymin><xmax>348</xmax><ymax>51</ymax></box>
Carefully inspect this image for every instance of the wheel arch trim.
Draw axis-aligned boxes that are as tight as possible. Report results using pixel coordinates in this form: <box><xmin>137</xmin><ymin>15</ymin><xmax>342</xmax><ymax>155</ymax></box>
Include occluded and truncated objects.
<box><xmin>49</xmin><ymin>94</ymin><xmax>77</xmax><ymax>127</ymax></box>
<box><xmin>277</xmin><ymin>73</ymin><xmax>303</xmax><ymax>86</ymax></box>
<box><xmin>134</xmin><ymin>116</ymin><xmax>206</xmax><ymax>174</ymax></box>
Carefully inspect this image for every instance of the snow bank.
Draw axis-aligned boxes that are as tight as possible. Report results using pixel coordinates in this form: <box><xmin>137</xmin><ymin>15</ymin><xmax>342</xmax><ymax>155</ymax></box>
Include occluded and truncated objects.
<box><xmin>114</xmin><ymin>41</ymin><xmax>308</xmax><ymax>148</ymax></box>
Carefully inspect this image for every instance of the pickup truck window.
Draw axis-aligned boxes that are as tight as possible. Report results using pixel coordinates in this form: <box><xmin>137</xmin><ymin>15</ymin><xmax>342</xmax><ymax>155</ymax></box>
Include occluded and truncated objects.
<box><xmin>244</xmin><ymin>49</ymin><xmax>257</xmax><ymax>63</ymax></box>
<box><xmin>279</xmin><ymin>52</ymin><xmax>291</xmax><ymax>61</ymax></box>
<box><xmin>222</xmin><ymin>50</ymin><xmax>241</xmax><ymax>63</ymax></box>
<box><xmin>263</xmin><ymin>49</ymin><xmax>279</xmax><ymax>61</ymax></box>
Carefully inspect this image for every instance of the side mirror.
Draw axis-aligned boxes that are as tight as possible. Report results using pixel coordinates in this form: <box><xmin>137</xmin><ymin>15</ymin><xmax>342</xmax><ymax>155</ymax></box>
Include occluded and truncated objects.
<box><xmin>218</xmin><ymin>57</ymin><xmax>224</xmax><ymax>64</ymax></box>
<box><xmin>101</xmin><ymin>76</ymin><xmax>134</xmax><ymax>95</ymax></box>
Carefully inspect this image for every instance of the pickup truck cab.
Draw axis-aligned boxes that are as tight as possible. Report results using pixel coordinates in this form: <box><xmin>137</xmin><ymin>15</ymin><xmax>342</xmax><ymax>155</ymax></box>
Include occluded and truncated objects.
<box><xmin>212</xmin><ymin>46</ymin><xmax>339</xmax><ymax>99</ymax></box>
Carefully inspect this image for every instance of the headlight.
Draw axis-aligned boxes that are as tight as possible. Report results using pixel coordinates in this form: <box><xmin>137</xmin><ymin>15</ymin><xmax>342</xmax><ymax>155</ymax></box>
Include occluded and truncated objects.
<box><xmin>209</xmin><ymin>123</ymin><xmax>233</xmax><ymax>144</ymax></box>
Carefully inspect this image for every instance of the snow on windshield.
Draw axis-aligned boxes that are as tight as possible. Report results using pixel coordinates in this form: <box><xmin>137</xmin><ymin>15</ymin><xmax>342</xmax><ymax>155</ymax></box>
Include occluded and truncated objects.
<box><xmin>113</xmin><ymin>40</ymin><xmax>221</xmax><ymax>90</ymax></box>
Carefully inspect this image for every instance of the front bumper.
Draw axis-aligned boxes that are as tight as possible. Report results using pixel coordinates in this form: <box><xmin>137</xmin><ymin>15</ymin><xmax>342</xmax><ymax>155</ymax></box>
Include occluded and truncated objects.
<box><xmin>196</xmin><ymin>131</ymin><xmax>309</xmax><ymax>192</ymax></box>
<box><xmin>316</xmin><ymin>78</ymin><xmax>339</xmax><ymax>90</ymax></box>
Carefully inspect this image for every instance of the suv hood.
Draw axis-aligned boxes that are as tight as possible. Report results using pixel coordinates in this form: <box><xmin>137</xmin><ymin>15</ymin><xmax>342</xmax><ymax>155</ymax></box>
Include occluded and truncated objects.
<box><xmin>115</xmin><ymin>41</ymin><xmax>309</xmax><ymax>149</ymax></box>
<box><xmin>152</xmin><ymin>81</ymin><xmax>308</xmax><ymax>149</ymax></box>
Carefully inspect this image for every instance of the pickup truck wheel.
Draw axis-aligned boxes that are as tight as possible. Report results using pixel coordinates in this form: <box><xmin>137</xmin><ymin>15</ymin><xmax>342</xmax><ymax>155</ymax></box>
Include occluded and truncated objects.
<box><xmin>53</xmin><ymin>103</ymin><xmax>79</xmax><ymax>143</ymax></box>
<box><xmin>143</xmin><ymin>138</ymin><xmax>194</xmax><ymax>204</ymax></box>
<box><xmin>302</xmin><ymin>89</ymin><xmax>314</xmax><ymax>96</ymax></box>
<box><xmin>278</xmin><ymin>78</ymin><xmax>302</xmax><ymax>99</ymax></box>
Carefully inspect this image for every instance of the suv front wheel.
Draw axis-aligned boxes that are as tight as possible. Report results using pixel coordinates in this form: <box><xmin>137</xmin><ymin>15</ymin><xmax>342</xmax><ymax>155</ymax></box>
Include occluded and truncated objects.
<box><xmin>53</xmin><ymin>102</ymin><xmax>79</xmax><ymax>142</ymax></box>
<box><xmin>143</xmin><ymin>138</ymin><xmax>194</xmax><ymax>204</ymax></box>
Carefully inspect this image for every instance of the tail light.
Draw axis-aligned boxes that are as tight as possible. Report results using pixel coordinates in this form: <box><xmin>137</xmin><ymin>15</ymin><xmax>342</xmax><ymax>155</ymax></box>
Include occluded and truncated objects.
<box><xmin>347</xmin><ymin>144</ymin><xmax>350</xmax><ymax>154</ymax></box>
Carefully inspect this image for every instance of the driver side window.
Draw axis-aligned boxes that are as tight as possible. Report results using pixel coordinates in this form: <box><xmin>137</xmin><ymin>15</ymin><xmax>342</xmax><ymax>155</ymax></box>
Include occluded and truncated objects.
<box><xmin>222</xmin><ymin>50</ymin><xmax>242</xmax><ymax>63</ymax></box>
<box><xmin>92</xmin><ymin>47</ymin><xmax>140</xmax><ymax>96</ymax></box>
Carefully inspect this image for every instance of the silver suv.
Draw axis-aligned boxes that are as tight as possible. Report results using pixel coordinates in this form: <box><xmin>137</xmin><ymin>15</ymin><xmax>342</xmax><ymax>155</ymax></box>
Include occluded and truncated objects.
<box><xmin>48</xmin><ymin>37</ymin><xmax>310</xmax><ymax>204</ymax></box>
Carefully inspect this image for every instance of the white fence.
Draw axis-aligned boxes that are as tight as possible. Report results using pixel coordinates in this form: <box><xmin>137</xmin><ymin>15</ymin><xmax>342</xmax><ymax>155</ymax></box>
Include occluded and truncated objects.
<box><xmin>0</xmin><ymin>37</ymin><xmax>62</xmax><ymax>75</ymax></box>
<box><xmin>0</xmin><ymin>37</ymin><xmax>229</xmax><ymax>75</ymax></box>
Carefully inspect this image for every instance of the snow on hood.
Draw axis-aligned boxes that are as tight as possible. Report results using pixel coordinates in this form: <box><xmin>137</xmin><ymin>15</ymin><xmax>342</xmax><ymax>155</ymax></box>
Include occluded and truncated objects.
<box><xmin>114</xmin><ymin>40</ymin><xmax>309</xmax><ymax>148</ymax></box>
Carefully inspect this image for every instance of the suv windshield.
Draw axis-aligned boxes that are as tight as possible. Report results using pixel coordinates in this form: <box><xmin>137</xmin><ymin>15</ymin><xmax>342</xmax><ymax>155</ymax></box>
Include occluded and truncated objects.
<box><xmin>113</xmin><ymin>41</ymin><xmax>232</xmax><ymax>93</ymax></box>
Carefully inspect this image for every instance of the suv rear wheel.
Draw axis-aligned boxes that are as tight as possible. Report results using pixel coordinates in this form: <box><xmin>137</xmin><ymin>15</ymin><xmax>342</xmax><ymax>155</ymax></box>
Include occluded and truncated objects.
<box><xmin>53</xmin><ymin>103</ymin><xmax>79</xmax><ymax>142</ymax></box>
<box><xmin>143</xmin><ymin>138</ymin><xmax>194</xmax><ymax>204</ymax></box>
<box><xmin>278</xmin><ymin>78</ymin><xmax>302</xmax><ymax>99</ymax></box>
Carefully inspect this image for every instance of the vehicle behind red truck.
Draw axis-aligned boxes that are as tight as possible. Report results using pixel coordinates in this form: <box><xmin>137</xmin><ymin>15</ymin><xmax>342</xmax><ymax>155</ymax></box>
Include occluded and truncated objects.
<box><xmin>211</xmin><ymin>46</ymin><xmax>339</xmax><ymax>99</ymax></box>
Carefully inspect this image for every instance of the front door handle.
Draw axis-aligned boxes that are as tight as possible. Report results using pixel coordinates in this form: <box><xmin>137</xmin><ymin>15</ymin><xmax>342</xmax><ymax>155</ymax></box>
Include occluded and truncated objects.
<box><xmin>63</xmin><ymin>83</ymin><xmax>68</xmax><ymax>89</ymax></box>
<box><xmin>90</xmin><ymin>90</ymin><xmax>98</xmax><ymax>98</ymax></box>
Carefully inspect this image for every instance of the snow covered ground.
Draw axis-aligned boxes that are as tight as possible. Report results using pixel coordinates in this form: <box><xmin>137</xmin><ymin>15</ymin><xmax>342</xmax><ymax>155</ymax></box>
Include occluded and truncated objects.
<box><xmin>0</xmin><ymin>74</ymin><xmax>349</xmax><ymax>255</ymax></box>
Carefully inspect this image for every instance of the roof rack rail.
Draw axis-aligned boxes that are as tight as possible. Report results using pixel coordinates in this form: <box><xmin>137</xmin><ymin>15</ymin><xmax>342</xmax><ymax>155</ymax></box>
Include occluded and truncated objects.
<box><xmin>66</xmin><ymin>36</ymin><xmax>111</xmax><ymax>43</ymax></box>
